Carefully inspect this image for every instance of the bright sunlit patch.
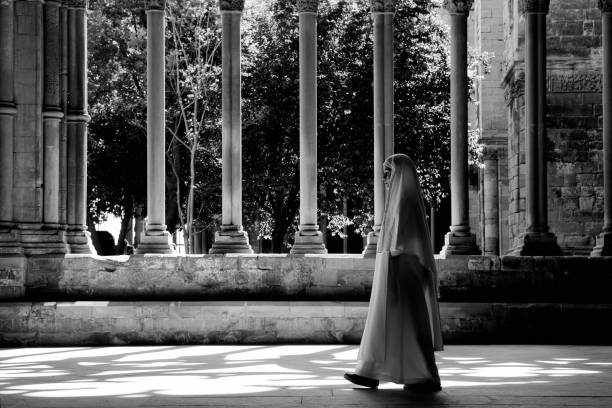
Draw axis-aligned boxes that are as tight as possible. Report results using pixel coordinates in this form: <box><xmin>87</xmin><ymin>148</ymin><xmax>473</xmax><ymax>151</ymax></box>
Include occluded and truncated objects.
<box><xmin>461</xmin><ymin>366</ymin><xmax>540</xmax><ymax>378</ymax></box>
<box><xmin>585</xmin><ymin>362</ymin><xmax>612</xmax><ymax>366</ymax></box>
<box><xmin>2</xmin><ymin>347</ymin><xmax>167</xmax><ymax>364</ymax></box>
<box><xmin>0</xmin><ymin>348</ymin><xmax>83</xmax><ymax>359</ymax></box>
<box><xmin>118</xmin><ymin>394</ymin><xmax>149</xmax><ymax>398</ymax></box>
<box><xmin>310</xmin><ymin>360</ymin><xmax>336</xmax><ymax>364</ymax></box>
<box><xmin>457</xmin><ymin>360</ymin><xmax>492</xmax><ymax>364</ymax></box>
<box><xmin>0</xmin><ymin>390</ymin><xmax>24</xmax><ymax>394</ymax></box>
<box><xmin>92</xmin><ymin>368</ymin><xmax>186</xmax><ymax>376</ymax></box>
<box><xmin>79</xmin><ymin>362</ymin><xmax>107</xmax><ymax>366</ymax></box>
<box><xmin>536</xmin><ymin>360</ymin><xmax>569</xmax><ymax>364</ymax></box>
<box><xmin>225</xmin><ymin>345</ymin><xmax>345</xmax><ymax>361</ymax></box>
<box><xmin>182</xmin><ymin>364</ymin><xmax>308</xmax><ymax>374</ymax></box>
<box><xmin>443</xmin><ymin>380</ymin><xmax>550</xmax><ymax>387</ymax></box>
<box><xmin>331</xmin><ymin>348</ymin><xmax>359</xmax><ymax>361</ymax></box>
<box><xmin>115</xmin><ymin>346</ymin><xmax>258</xmax><ymax>362</ymax></box>
<box><xmin>554</xmin><ymin>358</ymin><xmax>588</xmax><ymax>361</ymax></box>
<box><xmin>442</xmin><ymin>357</ymin><xmax>485</xmax><ymax>361</ymax></box>
<box><xmin>0</xmin><ymin>370</ymin><xmax>69</xmax><ymax>379</ymax></box>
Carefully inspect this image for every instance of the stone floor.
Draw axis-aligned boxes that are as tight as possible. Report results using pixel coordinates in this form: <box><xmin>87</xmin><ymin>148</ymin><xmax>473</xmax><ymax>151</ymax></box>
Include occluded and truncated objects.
<box><xmin>0</xmin><ymin>345</ymin><xmax>611</xmax><ymax>407</ymax></box>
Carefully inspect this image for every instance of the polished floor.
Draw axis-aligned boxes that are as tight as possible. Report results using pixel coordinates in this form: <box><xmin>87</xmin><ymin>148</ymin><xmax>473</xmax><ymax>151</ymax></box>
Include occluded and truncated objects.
<box><xmin>0</xmin><ymin>345</ymin><xmax>611</xmax><ymax>407</ymax></box>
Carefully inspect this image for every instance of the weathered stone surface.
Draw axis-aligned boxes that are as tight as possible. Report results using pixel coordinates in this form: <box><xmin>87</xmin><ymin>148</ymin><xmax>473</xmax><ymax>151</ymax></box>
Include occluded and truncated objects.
<box><xmin>1</xmin><ymin>300</ymin><xmax>611</xmax><ymax>346</ymax></box>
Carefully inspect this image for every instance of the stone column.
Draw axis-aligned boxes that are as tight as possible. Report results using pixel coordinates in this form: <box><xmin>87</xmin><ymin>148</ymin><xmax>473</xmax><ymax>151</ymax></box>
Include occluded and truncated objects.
<box><xmin>440</xmin><ymin>0</ymin><xmax>479</xmax><ymax>256</ymax></box>
<box><xmin>483</xmin><ymin>147</ymin><xmax>499</xmax><ymax>255</ymax></box>
<box><xmin>210</xmin><ymin>0</ymin><xmax>253</xmax><ymax>254</ymax></box>
<box><xmin>136</xmin><ymin>0</ymin><xmax>173</xmax><ymax>254</ymax></box>
<box><xmin>511</xmin><ymin>0</ymin><xmax>560</xmax><ymax>255</ymax></box>
<box><xmin>363</xmin><ymin>0</ymin><xmax>395</xmax><ymax>257</ymax></box>
<box><xmin>43</xmin><ymin>0</ymin><xmax>63</xmax><ymax>229</ymax></box>
<box><xmin>592</xmin><ymin>0</ymin><xmax>612</xmax><ymax>256</ymax></box>
<box><xmin>291</xmin><ymin>0</ymin><xmax>326</xmax><ymax>254</ymax></box>
<box><xmin>65</xmin><ymin>0</ymin><xmax>94</xmax><ymax>253</ymax></box>
<box><xmin>0</xmin><ymin>0</ymin><xmax>17</xmax><ymax>237</ymax></box>
<box><xmin>59</xmin><ymin>1</ymin><xmax>69</xmax><ymax>228</ymax></box>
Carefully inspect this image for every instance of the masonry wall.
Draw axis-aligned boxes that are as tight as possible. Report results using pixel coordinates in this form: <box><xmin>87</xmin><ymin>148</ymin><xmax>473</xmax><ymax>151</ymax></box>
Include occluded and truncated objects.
<box><xmin>502</xmin><ymin>0</ymin><xmax>604</xmax><ymax>254</ymax></box>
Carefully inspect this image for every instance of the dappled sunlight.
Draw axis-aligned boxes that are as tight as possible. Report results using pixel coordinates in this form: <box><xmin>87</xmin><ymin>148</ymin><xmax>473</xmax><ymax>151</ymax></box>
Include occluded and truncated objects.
<box><xmin>0</xmin><ymin>345</ymin><xmax>609</xmax><ymax>401</ymax></box>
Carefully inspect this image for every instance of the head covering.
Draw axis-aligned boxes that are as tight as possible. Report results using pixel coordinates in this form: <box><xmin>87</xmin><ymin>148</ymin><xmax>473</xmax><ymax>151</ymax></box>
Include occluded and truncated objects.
<box><xmin>378</xmin><ymin>154</ymin><xmax>437</xmax><ymax>279</ymax></box>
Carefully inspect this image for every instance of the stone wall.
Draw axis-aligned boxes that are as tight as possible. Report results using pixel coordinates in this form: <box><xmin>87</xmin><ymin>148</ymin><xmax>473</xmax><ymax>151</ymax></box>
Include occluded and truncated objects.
<box><xmin>502</xmin><ymin>0</ymin><xmax>604</xmax><ymax>254</ymax></box>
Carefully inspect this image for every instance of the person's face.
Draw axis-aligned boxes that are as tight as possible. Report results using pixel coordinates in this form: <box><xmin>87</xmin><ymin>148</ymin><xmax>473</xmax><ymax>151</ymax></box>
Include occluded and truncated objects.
<box><xmin>383</xmin><ymin>166</ymin><xmax>392</xmax><ymax>189</ymax></box>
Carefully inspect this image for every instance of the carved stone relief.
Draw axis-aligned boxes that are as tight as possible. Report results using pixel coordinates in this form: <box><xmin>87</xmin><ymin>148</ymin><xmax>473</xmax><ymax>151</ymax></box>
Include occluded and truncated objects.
<box><xmin>296</xmin><ymin>0</ymin><xmax>318</xmax><ymax>13</ymax></box>
<box><xmin>443</xmin><ymin>0</ymin><xmax>473</xmax><ymax>14</ymax></box>
<box><xmin>547</xmin><ymin>72</ymin><xmax>602</xmax><ymax>93</ymax></box>
<box><xmin>144</xmin><ymin>0</ymin><xmax>165</xmax><ymax>11</ymax></box>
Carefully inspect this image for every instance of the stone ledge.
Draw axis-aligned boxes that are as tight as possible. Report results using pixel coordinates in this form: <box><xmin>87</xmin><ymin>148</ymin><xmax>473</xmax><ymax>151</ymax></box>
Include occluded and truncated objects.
<box><xmin>1</xmin><ymin>301</ymin><xmax>611</xmax><ymax>346</ymax></box>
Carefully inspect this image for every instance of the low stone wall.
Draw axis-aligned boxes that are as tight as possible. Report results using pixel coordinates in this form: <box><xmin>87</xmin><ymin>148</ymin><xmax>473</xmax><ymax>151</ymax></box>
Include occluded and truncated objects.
<box><xmin>1</xmin><ymin>301</ymin><xmax>611</xmax><ymax>346</ymax></box>
<box><xmin>1</xmin><ymin>254</ymin><xmax>611</xmax><ymax>302</ymax></box>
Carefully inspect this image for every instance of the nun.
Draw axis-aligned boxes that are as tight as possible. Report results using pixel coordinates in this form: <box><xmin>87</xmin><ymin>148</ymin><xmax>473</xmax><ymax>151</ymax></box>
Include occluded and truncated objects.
<box><xmin>345</xmin><ymin>153</ymin><xmax>443</xmax><ymax>391</ymax></box>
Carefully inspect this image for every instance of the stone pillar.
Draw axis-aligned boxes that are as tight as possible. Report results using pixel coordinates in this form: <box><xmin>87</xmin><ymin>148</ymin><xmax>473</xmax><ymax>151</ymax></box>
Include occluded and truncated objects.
<box><xmin>136</xmin><ymin>0</ymin><xmax>173</xmax><ymax>254</ymax></box>
<box><xmin>592</xmin><ymin>0</ymin><xmax>612</xmax><ymax>256</ymax></box>
<box><xmin>210</xmin><ymin>0</ymin><xmax>252</xmax><ymax>254</ymax></box>
<box><xmin>440</xmin><ymin>0</ymin><xmax>480</xmax><ymax>256</ymax></box>
<box><xmin>59</xmin><ymin>1</ymin><xmax>69</xmax><ymax>228</ymax></box>
<box><xmin>65</xmin><ymin>0</ymin><xmax>94</xmax><ymax>253</ymax></box>
<box><xmin>363</xmin><ymin>0</ymin><xmax>395</xmax><ymax>257</ymax></box>
<box><xmin>483</xmin><ymin>147</ymin><xmax>499</xmax><ymax>255</ymax></box>
<box><xmin>0</xmin><ymin>0</ymin><xmax>20</xmax><ymax>254</ymax></box>
<box><xmin>291</xmin><ymin>0</ymin><xmax>326</xmax><ymax>254</ymax></box>
<box><xmin>511</xmin><ymin>0</ymin><xmax>561</xmax><ymax>256</ymax></box>
<box><xmin>43</xmin><ymin>0</ymin><xmax>63</xmax><ymax>229</ymax></box>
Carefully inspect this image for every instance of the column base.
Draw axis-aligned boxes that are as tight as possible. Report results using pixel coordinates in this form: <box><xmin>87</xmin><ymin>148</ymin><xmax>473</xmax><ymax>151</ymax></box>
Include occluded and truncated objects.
<box><xmin>135</xmin><ymin>231</ymin><xmax>174</xmax><ymax>254</ymax></box>
<box><xmin>0</xmin><ymin>225</ymin><xmax>22</xmax><ymax>255</ymax></box>
<box><xmin>65</xmin><ymin>228</ymin><xmax>96</xmax><ymax>254</ymax></box>
<box><xmin>209</xmin><ymin>228</ymin><xmax>253</xmax><ymax>254</ymax></box>
<box><xmin>290</xmin><ymin>229</ymin><xmax>327</xmax><ymax>255</ymax></box>
<box><xmin>439</xmin><ymin>230</ymin><xmax>480</xmax><ymax>257</ymax></box>
<box><xmin>362</xmin><ymin>230</ymin><xmax>379</xmax><ymax>258</ymax></box>
<box><xmin>590</xmin><ymin>231</ymin><xmax>612</xmax><ymax>257</ymax></box>
<box><xmin>18</xmin><ymin>224</ymin><xmax>68</xmax><ymax>255</ymax></box>
<box><xmin>508</xmin><ymin>231</ymin><xmax>563</xmax><ymax>256</ymax></box>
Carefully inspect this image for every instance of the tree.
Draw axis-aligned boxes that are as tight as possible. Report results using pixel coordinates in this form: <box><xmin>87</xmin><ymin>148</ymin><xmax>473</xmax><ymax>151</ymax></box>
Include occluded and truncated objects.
<box><xmin>88</xmin><ymin>0</ymin><xmax>148</xmax><ymax>253</ymax></box>
<box><xmin>165</xmin><ymin>0</ymin><xmax>222</xmax><ymax>253</ymax></box>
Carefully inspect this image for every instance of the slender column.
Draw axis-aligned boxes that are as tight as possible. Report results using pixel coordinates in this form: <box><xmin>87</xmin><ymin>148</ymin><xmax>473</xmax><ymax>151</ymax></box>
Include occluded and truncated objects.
<box><xmin>363</xmin><ymin>0</ymin><xmax>394</xmax><ymax>257</ymax></box>
<box><xmin>0</xmin><ymin>0</ymin><xmax>20</xmax><ymax>254</ymax></box>
<box><xmin>43</xmin><ymin>0</ymin><xmax>63</xmax><ymax>228</ymax></box>
<box><xmin>0</xmin><ymin>0</ymin><xmax>16</xmax><ymax>227</ymax></box>
<box><xmin>440</xmin><ymin>0</ymin><xmax>479</xmax><ymax>256</ymax></box>
<box><xmin>65</xmin><ymin>0</ymin><xmax>94</xmax><ymax>253</ymax></box>
<box><xmin>592</xmin><ymin>1</ymin><xmax>612</xmax><ymax>256</ymax></box>
<box><xmin>59</xmin><ymin>0</ymin><xmax>69</xmax><ymax>227</ymax></box>
<box><xmin>136</xmin><ymin>0</ymin><xmax>173</xmax><ymax>254</ymax></box>
<box><xmin>483</xmin><ymin>147</ymin><xmax>499</xmax><ymax>255</ymax></box>
<box><xmin>210</xmin><ymin>0</ymin><xmax>252</xmax><ymax>254</ymax></box>
<box><xmin>511</xmin><ymin>0</ymin><xmax>560</xmax><ymax>255</ymax></box>
<box><xmin>291</xmin><ymin>0</ymin><xmax>326</xmax><ymax>254</ymax></box>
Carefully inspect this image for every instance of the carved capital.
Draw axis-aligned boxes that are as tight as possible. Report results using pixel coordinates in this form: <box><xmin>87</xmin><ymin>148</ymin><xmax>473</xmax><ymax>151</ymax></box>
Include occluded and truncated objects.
<box><xmin>370</xmin><ymin>0</ymin><xmax>395</xmax><ymax>13</ymax></box>
<box><xmin>65</xmin><ymin>0</ymin><xmax>88</xmax><ymax>8</ymax></box>
<box><xmin>443</xmin><ymin>0</ymin><xmax>473</xmax><ymax>14</ymax></box>
<box><xmin>219</xmin><ymin>0</ymin><xmax>244</xmax><ymax>11</ymax></box>
<box><xmin>0</xmin><ymin>0</ymin><xmax>13</xmax><ymax>5</ymax></box>
<box><xmin>296</xmin><ymin>0</ymin><xmax>318</xmax><ymax>13</ymax></box>
<box><xmin>600</xmin><ymin>0</ymin><xmax>612</xmax><ymax>13</ymax></box>
<box><xmin>145</xmin><ymin>0</ymin><xmax>165</xmax><ymax>11</ymax></box>
<box><xmin>519</xmin><ymin>0</ymin><xmax>550</xmax><ymax>14</ymax></box>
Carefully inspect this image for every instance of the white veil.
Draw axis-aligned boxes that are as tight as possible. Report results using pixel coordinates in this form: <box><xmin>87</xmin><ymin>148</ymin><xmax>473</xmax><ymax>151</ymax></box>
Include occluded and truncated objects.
<box><xmin>378</xmin><ymin>154</ymin><xmax>443</xmax><ymax>351</ymax></box>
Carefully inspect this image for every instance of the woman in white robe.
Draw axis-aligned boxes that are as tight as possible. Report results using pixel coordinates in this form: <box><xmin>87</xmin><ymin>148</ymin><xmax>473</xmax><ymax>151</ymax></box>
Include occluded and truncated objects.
<box><xmin>344</xmin><ymin>154</ymin><xmax>443</xmax><ymax>391</ymax></box>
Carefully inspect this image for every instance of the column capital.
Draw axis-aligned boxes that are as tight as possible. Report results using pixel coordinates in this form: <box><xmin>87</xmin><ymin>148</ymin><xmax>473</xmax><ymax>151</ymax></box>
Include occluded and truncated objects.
<box><xmin>600</xmin><ymin>0</ymin><xmax>612</xmax><ymax>12</ymax></box>
<box><xmin>0</xmin><ymin>0</ymin><xmax>14</xmax><ymax>5</ymax></box>
<box><xmin>519</xmin><ymin>0</ymin><xmax>550</xmax><ymax>14</ymax></box>
<box><xmin>145</xmin><ymin>0</ymin><xmax>165</xmax><ymax>11</ymax></box>
<box><xmin>65</xmin><ymin>0</ymin><xmax>88</xmax><ymax>8</ymax></box>
<box><xmin>219</xmin><ymin>0</ymin><xmax>244</xmax><ymax>11</ymax></box>
<box><xmin>296</xmin><ymin>0</ymin><xmax>318</xmax><ymax>13</ymax></box>
<box><xmin>370</xmin><ymin>0</ymin><xmax>395</xmax><ymax>13</ymax></box>
<box><xmin>443</xmin><ymin>0</ymin><xmax>473</xmax><ymax>14</ymax></box>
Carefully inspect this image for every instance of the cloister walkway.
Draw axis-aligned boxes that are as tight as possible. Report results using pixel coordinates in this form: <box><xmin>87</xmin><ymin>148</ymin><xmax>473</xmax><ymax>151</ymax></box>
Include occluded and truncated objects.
<box><xmin>0</xmin><ymin>345</ymin><xmax>611</xmax><ymax>407</ymax></box>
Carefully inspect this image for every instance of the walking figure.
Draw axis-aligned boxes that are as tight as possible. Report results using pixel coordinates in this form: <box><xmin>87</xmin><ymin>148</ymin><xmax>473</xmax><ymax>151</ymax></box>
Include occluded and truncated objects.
<box><xmin>345</xmin><ymin>154</ymin><xmax>443</xmax><ymax>391</ymax></box>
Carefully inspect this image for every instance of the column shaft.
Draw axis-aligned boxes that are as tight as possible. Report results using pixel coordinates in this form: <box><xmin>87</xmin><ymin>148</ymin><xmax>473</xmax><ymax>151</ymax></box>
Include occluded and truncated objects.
<box><xmin>483</xmin><ymin>151</ymin><xmax>500</xmax><ymax>255</ymax></box>
<box><xmin>137</xmin><ymin>2</ymin><xmax>173</xmax><ymax>254</ymax></box>
<box><xmin>210</xmin><ymin>2</ymin><xmax>252</xmax><ymax>254</ymax></box>
<box><xmin>511</xmin><ymin>0</ymin><xmax>560</xmax><ymax>255</ymax></box>
<box><xmin>43</xmin><ymin>0</ymin><xmax>63</xmax><ymax>226</ymax></box>
<box><xmin>592</xmin><ymin>7</ymin><xmax>612</xmax><ymax>256</ymax></box>
<box><xmin>65</xmin><ymin>2</ymin><xmax>94</xmax><ymax>254</ymax></box>
<box><xmin>440</xmin><ymin>4</ymin><xmax>479</xmax><ymax>256</ymax></box>
<box><xmin>291</xmin><ymin>3</ymin><xmax>326</xmax><ymax>254</ymax></box>
<box><xmin>0</xmin><ymin>0</ymin><xmax>16</xmax><ymax>228</ymax></box>
<box><xmin>363</xmin><ymin>6</ymin><xmax>394</xmax><ymax>257</ymax></box>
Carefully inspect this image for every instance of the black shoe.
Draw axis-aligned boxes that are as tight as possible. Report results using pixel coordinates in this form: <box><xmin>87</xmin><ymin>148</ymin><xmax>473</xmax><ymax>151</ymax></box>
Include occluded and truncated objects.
<box><xmin>344</xmin><ymin>373</ymin><xmax>379</xmax><ymax>389</ymax></box>
<box><xmin>403</xmin><ymin>381</ymin><xmax>442</xmax><ymax>392</ymax></box>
